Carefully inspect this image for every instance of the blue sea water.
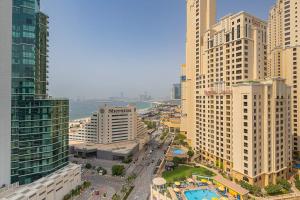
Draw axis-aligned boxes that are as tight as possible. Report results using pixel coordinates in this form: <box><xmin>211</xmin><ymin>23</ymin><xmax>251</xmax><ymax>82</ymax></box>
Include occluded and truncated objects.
<box><xmin>69</xmin><ymin>99</ymin><xmax>153</xmax><ymax>120</ymax></box>
<box><xmin>184</xmin><ymin>189</ymin><xmax>220</xmax><ymax>200</ymax></box>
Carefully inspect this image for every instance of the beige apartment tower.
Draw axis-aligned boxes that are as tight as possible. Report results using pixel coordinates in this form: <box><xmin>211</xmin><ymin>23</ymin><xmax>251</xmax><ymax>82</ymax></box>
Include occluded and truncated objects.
<box><xmin>232</xmin><ymin>78</ymin><xmax>292</xmax><ymax>186</ymax></box>
<box><xmin>268</xmin><ymin>0</ymin><xmax>300</xmax><ymax>159</ymax></box>
<box><xmin>182</xmin><ymin>0</ymin><xmax>293</xmax><ymax>186</ymax></box>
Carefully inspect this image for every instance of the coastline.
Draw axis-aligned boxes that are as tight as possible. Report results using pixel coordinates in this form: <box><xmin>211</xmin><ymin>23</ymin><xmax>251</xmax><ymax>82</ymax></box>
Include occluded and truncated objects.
<box><xmin>69</xmin><ymin>101</ymin><xmax>155</xmax><ymax>122</ymax></box>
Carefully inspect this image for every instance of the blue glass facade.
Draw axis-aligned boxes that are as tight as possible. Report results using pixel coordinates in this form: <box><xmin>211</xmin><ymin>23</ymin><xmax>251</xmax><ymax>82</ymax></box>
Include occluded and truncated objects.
<box><xmin>11</xmin><ymin>0</ymin><xmax>69</xmax><ymax>184</ymax></box>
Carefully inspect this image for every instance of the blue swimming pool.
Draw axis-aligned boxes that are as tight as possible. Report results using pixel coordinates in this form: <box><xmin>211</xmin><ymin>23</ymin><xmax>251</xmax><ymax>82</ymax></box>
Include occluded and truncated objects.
<box><xmin>172</xmin><ymin>148</ymin><xmax>184</xmax><ymax>155</ymax></box>
<box><xmin>294</xmin><ymin>164</ymin><xmax>300</xmax><ymax>169</ymax></box>
<box><xmin>184</xmin><ymin>189</ymin><xmax>220</xmax><ymax>200</ymax></box>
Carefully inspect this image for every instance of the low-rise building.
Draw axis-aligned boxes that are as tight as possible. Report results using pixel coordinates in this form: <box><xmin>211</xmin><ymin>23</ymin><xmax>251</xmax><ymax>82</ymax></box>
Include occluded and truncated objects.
<box><xmin>70</xmin><ymin>141</ymin><xmax>140</xmax><ymax>160</ymax></box>
<box><xmin>0</xmin><ymin>164</ymin><xmax>81</xmax><ymax>200</ymax></box>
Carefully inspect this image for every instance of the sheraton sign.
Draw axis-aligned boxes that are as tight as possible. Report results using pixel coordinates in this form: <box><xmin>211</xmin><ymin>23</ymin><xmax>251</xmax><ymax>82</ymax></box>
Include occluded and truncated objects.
<box><xmin>108</xmin><ymin>108</ymin><xmax>132</xmax><ymax>113</ymax></box>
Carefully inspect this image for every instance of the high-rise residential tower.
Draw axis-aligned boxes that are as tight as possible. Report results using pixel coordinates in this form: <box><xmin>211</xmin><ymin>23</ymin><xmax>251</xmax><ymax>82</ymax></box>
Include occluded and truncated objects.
<box><xmin>232</xmin><ymin>78</ymin><xmax>292</xmax><ymax>186</ymax></box>
<box><xmin>268</xmin><ymin>0</ymin><xmax>300</xmax><ymax>159</ymax></box>
<box><xmin>0</xmin><ymin>0</ymin><xmax>69</xmax><ymax>185</ymax></box>
<box><xmin>182</xmin><ymin>0</ymin><xmax>293</xmax><ymax>186</ymax></box>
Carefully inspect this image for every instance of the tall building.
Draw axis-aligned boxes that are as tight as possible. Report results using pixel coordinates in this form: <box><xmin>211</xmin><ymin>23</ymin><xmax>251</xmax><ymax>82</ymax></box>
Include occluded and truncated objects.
<box><xmin>268</xmin><ymin>0</ymin><xmax>300</xmax><ymax>159</ymax></box>
<box><xmin>180</xmin><ymin>64</ymin><xmax>188</xmax><ymax>136</ymax></box>
<box><xmin>232</xmin><ymin>78</ymin><xmax>292</xmax><ymax>186</ymax></box>
<box><xmin>69</xmin><ymin>105</ymin><xmax>147</xmax><ymax>144</ymax></box>
<box><xmin>0</xmin><ymin>0</ymin><xmax>69</xmax><ymax>185</ymax></box>
<box><xmin>183</xmin><ymin>0</ymin><xmax>293</xmax><ymax>186</ymax></box>
<box><xmin>171</xmin><ymin>83</ymin><xmax>181</xmax><ymax>100</ymax></box>
<box><xmin>0</xmin><ymin>0</ymin><xmax>12</xmax><ymax>187</ymax></box>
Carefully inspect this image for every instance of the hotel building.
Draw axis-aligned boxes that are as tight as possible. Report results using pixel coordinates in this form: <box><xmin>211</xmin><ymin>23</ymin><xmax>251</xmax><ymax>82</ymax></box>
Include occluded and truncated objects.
<box><xmin>0</xmin><ymin>0</ymin><xmax>69</xmax><ymax>185</ymax></box>
<box><xmin>181</xmin><ymin>0</ymin><xmax>293</xmax><ymax>186</ymax></box>
<box><xmin>69</xmin><ymin>105</ymin><xmax>148</xmax><ymax>144</ymax></box>
<box><xmin>268</xmin><ymin>0</ymin><xmax>300</xmax><ymax>159</ymax></box>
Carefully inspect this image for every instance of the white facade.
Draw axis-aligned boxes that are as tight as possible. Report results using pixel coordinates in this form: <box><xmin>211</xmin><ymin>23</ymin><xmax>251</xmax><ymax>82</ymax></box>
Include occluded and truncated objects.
<box><xmin>98</xmin><ymin>105</ymin><xmax>137</xmax><ymax>143</ymax></box>
<box><xmin>69</xmin><ymin>106</ymin><xmax>147</xmax><ymax>144</ymax></box>
<box><xmin>0</xmin><ymin>0</ymin><xmax>12</xmax><ymax>186</ymax></box>
<box><xmin>69</xmin><ymin>114</ymin><xmax>98</xmax><ymax>143</ymax></box>
<box><xmin>0</xmin><ymin>164</ymin><xmax>81</xmax><ymax>200</ymax></box>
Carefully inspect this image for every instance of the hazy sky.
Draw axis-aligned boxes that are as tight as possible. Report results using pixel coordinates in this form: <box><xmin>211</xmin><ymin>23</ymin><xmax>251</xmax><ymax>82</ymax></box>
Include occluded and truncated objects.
<box><xmin>42</xmin><ymin>0</ymin><xmax>275</xmax><ymax>100</ymax></box>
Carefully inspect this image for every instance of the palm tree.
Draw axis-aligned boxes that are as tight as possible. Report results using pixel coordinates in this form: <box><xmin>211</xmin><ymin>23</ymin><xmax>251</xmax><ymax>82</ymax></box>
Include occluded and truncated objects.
<box><xmin>112</xmin><ymin>193</ymin><xmax>121</xmax><ymax>200</ymax></box>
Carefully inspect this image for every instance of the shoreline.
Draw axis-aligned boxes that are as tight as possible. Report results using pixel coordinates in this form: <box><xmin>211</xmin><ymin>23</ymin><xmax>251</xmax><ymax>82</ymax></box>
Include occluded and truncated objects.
<box><xmin>70</xmin><ymin>104</ymin><xmax>154</xmax><ymax>122</ymax></box>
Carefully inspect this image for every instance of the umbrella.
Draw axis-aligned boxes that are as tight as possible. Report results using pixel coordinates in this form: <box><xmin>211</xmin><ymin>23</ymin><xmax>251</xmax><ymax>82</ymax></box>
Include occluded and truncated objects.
<box><xmin>175</xmin><ymin>181</ymin><xmax>181</xmax><ymax>186</ymax></box>
<box><xmin>187</xmin><ymin>178</ymin><xmax>194</xmax><ymax>183</ymax></box>
<box><xmin>174</xmin><ymin>188</ymin><xmax>180</xmax><ymax>193</ymax></box>
<box><xmin>218</xmin><ymin>185</ymin><xmax>225</xmax><ymax>191</ymax></box>
<box><xmin>201</xmin><ymin>179</ymin><xmax>208</xmax><ymax>183</ymax></box>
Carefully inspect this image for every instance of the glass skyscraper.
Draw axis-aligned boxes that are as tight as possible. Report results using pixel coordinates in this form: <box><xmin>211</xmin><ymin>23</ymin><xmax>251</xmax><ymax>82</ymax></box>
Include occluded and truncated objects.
<box><xmin>10</xmin><ymin>0</ymin><xmax>69</xmax><ymax>184</ymax></box>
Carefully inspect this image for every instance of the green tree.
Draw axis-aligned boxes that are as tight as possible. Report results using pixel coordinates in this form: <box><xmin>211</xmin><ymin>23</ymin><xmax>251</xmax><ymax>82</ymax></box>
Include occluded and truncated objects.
<box><xmin>122</xmin><ymin>157</ymin><xmax>133</xmax><ymax>164</ymax></box>
<box><xmin>112</xmin><ymin>193</ymin><xmax>121</xmax><ymax>200</ymax></box>
<box><xmin>97</xmin><ymin>166</ymin><xmax>107</xmax><ymax>175</ymax></box>
<box><xmin>295</xmin><ymin>175</ymin><xmax>300</xmax><ymax>190</ymax></box>
<box><xmin>296</xmin><ymin>179</ymin><xmax>300</xmax><ymax>190</ymax></box>
<box><xmin>240</xmin><ymin>181</ymin><xmax>262</xmax><ymax>196</ymax></box>
<box><xmin>277</xmin><ymin>179</ymin><xmax>291</xmax><ymax>191</ymax></box>
<box><xmin>85</xmin><ymin>163</ymin><xmax>92</xmax><ymax>169</ymax></box>
<box><xmin>126</xmin><ymin>173</ymin><xmax>137</xmax><ymax>185</ymax></box>
<box><xmin>83</xmin><ymin>181</ymin><xmax>91</xmax><ymax>189</ymax></box>
<box><xmin>172</xmin><ymin>157</ymin><xmax>186</xmax><ymax>167</ymax></box>
<box><xmin>112</xmin><ymin>165</ymin><xmax>125</xmax><ymax>176</ymax></box>
<box><xmin>121</xmin><ymin>185</ymin><xmax>127</xmax><ymax>193</ymax></box>
<box><xmin>265</xmin><ymin>184</ymin><xmax>283</xmax><ymax>196</ymax></box>
<box><xmin>187</xmin><ymin>150</ymin><xmax>194</xmax><ymax>158</ymax></box>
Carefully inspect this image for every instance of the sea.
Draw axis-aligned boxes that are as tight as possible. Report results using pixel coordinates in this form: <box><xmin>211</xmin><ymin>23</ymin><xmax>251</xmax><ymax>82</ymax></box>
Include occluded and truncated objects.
<box><xmin>69</xmin><ymin>99</ymin><xmax>153</xmax><ymax>120</ymax></box>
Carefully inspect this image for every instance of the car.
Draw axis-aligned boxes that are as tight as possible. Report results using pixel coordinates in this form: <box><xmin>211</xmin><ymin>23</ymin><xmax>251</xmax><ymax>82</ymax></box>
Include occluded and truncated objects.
<box><xmin>153</xmin><ymin>167</ymin><xmax>159</xmax><ymax>174</ymax></box>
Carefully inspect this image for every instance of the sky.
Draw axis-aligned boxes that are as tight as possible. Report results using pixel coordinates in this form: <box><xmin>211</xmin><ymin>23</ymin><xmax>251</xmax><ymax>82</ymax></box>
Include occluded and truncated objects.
<box><xmin>42</xmin><ymin>0</ymin><xmax>276</xmax><ymax>100</ymax></box>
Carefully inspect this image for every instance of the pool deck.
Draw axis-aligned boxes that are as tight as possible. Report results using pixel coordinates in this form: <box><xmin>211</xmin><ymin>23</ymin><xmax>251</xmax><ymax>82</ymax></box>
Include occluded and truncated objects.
<box><xmin>169</xmin><ymin>180</ymin><xmax>240</xmax><ymax>200</ymax></box>
<box><xmin>165</xmin><ymin>145</ymin><xmax>188</xmax><ymax>161</ymax></box>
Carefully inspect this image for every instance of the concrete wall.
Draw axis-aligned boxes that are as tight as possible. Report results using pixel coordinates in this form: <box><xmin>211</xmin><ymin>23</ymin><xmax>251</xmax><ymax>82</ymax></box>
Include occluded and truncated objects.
<box><xmin>0</xmin><ymin>0</ymin><xmax>12</xmax><ymax>186</ymax></box>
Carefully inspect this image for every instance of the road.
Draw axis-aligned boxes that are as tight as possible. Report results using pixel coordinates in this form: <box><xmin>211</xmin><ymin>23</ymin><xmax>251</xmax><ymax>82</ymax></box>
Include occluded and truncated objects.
<box><xmin>78</xmin><ymin>171</ymin><xmax>125</xmax><ymax>200</ymax></box>
<box><xmin>127</xmin><ymin>131</ymin><xmax>172</xmax><ymax>200</ymax></box>
<box><xmin>75</xmin><ymin>129</ymin><xmax>172</xmax><ymax>200</ymax></box>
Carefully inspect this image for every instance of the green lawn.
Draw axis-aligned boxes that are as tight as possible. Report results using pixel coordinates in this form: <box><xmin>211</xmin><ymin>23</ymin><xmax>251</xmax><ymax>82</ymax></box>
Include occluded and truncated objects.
<box><xmin>162</xmin><ymin>165</ymin><xmax>215</xmax><ymax>183</ymax></box>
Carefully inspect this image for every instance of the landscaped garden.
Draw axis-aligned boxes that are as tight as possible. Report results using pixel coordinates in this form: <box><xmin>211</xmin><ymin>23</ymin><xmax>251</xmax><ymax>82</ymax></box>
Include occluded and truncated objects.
<box><xmin>162</xmin><ymin>165</ymin><xmax>215</xmax><ymax>183</ymax></box>
<box><xmin>239</xmin><ymin>178</ymin><xmax>292</xmax><ymax>197</ymax></box>
<box><xmin>264</xmin><ymin>179</ymin><xmax>292</xmax><ymax>196</ymax></box>
<box><xmin>63</xmin><ymin>181</ymin><xmax>91</xmax><ymax>200</ymax></box>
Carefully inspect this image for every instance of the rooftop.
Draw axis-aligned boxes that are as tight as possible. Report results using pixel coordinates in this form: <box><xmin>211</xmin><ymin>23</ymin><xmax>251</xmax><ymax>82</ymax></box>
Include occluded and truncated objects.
<box><xmin>70</xmin><ymin>140</ymin><xmax>139</xmax><ymax>154</ymax></box>
<box><xmin>214</xmin><ymin>175</ymin><xmax>249</xmax><ymax>196</ymax></box>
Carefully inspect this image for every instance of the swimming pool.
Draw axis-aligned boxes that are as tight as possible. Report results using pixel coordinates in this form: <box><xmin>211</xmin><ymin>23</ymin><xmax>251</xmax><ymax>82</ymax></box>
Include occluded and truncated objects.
<box><xmin>172</xmin><ymin>148</ymin><xmax>185</xmax><ymax>155</ymax></box>
<box><xmin>184</xmin><ymin>189</ymin><xmax>220</xmax><ymax>200</ymax></box>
